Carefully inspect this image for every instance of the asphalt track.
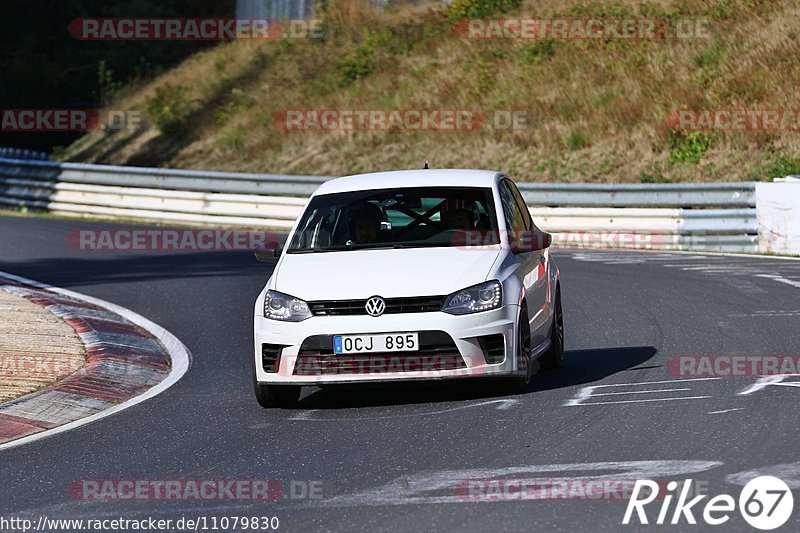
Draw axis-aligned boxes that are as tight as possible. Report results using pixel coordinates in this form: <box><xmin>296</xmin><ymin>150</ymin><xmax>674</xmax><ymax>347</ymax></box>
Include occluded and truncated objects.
<box><xmin>1</xmin><ymin>213</ymin><xmax>800</xmax><ymax>532</ymax></box>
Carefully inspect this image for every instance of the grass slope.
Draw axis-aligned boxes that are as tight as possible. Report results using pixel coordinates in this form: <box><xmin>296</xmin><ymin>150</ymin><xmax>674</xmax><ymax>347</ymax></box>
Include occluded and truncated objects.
<box><xmin>62</xmin><ymin>0</ymin><xmax>800</xmax><ymax>183</ymax></box>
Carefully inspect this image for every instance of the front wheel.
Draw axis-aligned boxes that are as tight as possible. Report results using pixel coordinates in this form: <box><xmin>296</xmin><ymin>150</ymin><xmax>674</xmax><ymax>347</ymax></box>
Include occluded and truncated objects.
<box><xmin>540</xmin><ymin>287</ymin><xmax>564</xmax><ymax>370</ymax></box>
<box><xmin>253</xmin><ymin>367</ymin><xmax>301</xmax><ymax>408</ymax></box>
<box><xmin>508</xmin><ymin>306</ymin><xmax>533</xmax><ymax>393</ymax></box>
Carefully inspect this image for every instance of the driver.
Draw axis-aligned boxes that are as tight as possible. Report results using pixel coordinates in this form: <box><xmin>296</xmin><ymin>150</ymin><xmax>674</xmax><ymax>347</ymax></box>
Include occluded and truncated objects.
<box><xmin>441</xmin><ymin>199</ymin><xmax>479</xmax><ymax>231</ymax></box>
<box><xmin>347</xmin><ymin>203</ymin><xmax>383</xmax><ymax>244</ymax></box>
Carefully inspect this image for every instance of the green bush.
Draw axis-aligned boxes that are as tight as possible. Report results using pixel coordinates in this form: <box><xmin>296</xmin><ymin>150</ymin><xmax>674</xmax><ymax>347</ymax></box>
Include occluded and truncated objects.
<box><xmin>336</xmin><ymin>29</ymin><xmax>394</xmax><ymax>86</ymax></box>
<box><xmin>96</xmin><ymin>60</ymin><xmax>123</xmax><ymax>107</ymax></box>
<box><xmin>566</xmin><ymin>130</ymin><xmax>589</xmax><ymax>150</ymax></box>
<box><xmin>146</xmin><ymin>84</ymin><xmax>190</xmax><ymax>136</ymax></box>
<box><xmin>447</xmin><ymin>0</ymin><xmax>521</xmax><ymax>21</ymax></box>
<box><xmin>337</xmin><ymin>49</ymin><xmax>373</xmax><ymax>85</ymax></box>
<box><xmin>668</xmin><ymin>131</ymin><xmax>712</xmax><ymax>164</ymax></box>
<box><xmin>693</xmin><ymin>39</ymin><xmax>725</xmax><ymax>69</ymax></box>
<box><xmin>222</xmin><ymin>125</ymin><xmax>246</xmax><ymax>151</ymax></box>
<box><xmin>214</xmin><ymin>88</ymin><xmax>254</xmax><ymax>125</ymax></box>
<box><xmin>763</xmin><ymin>155</ymin><xmax>800</xmax><ymax>180</ymax></box>
<box><xmin>523</xmin><ymin>40</ymin><xmax>557</xmax><ymax>63</ymax></box>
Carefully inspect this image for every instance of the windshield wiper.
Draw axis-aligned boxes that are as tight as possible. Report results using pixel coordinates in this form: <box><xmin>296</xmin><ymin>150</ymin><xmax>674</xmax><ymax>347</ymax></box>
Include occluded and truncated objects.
<box><xmin>289</xmin><ymin>242</ymin><xmax>452</xmax><ymax>253</ymax></box>
<box><xmin>287</xmin><ymin>247</ymin><xmax>338</xmax><ymax>254</ymax></box>
<box><xmin>383</xmin><ymin>242</ymin><xmax>451</xmax><ymax>249</ymax></box>
<box><xmin>351</xmin><ymin>243</ymin><xmax>444</xmax><ymax>250</ymax></box>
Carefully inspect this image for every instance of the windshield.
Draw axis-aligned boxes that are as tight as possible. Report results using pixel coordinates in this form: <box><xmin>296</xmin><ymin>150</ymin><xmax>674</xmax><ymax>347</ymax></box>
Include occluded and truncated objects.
<box><xmin>287</xmin><ymin>186</ymin><xmax>498</xmax><ymax>253</ymax></box>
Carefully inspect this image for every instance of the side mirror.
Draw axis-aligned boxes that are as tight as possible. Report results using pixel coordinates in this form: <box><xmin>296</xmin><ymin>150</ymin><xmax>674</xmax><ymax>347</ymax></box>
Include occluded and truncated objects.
<box><xmin>512</xmin><ymin>230</ymin><xmax>551</xmax><ymax>252</ymax></box>
<box><xmin>254</xmin><ymin>243</ymin><xmax>282</xmax><ymax>262</ymax></box>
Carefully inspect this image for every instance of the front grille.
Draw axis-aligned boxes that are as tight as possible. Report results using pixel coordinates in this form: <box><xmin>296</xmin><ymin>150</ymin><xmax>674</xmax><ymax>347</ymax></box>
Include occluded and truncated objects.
<box><xmin>307</xmin><ymin>296</ymin><xmax>445</xmax><ymax>316</ymax></box>
<box><xmin>294</xmin><ymin>331</ymin><xmax>464</xmax><ymax>375</ymax></box>
<box><xmin>262</xmin><ymin>343</ymin><xmax>286</xmax><ymax>373</ymax></box>
<box><xmin>478</xmin><ymin>334</ymin><xmax>506</xmax><ymax>364</ymax></box>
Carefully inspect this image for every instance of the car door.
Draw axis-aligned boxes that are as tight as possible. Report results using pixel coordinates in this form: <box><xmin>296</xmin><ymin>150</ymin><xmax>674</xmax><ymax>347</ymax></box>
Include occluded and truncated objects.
<box><xmin>498</xmin><ymin>179</ymin><xmax>540</xmax><ymax>341</ymax></box>
<box><xmin>501</xmin><ymin>178</ymin><xmax>551</xmax><ymax>347</ymax></box>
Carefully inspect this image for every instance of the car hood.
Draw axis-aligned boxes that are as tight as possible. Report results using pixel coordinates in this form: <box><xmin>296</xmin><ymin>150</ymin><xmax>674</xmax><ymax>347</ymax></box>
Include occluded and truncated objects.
<box><xmin>274</xmin><ymin>247</ymin><xmax>501</xmax><ymax>300</ymax></box>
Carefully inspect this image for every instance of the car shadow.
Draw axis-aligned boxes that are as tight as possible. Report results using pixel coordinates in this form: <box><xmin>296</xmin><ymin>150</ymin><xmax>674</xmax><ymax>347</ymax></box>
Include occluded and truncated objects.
<box><xmin>294</xmin><ymin>345</ymin><xmax>658</xmax><ymax>409</ymax></box>
<box><xmin>0</xmin><ymin>251</ymin><xmax>271</xmax><ymax>288</ymax></box>
<box><xmin>0</xmin><ymin>215</ymin><xmax>283</xmax><ymax>288</ymax></box>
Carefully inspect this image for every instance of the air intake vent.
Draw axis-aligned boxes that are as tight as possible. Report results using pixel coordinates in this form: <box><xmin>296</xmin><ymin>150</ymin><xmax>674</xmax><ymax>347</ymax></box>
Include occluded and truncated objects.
<box><xmin>262</xmin><ymin>343</ymin><xmax>286</xmax><ymax>373</ymax></box>
<box><xmin>478</xmin><ymin>334</ymin><xmax>505</xmax><ymax>364</ymax></box>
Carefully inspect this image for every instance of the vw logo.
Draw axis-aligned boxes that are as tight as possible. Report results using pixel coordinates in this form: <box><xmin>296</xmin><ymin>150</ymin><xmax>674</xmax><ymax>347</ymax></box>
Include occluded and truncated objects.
<box><xmin>365</xmin><ymin>296</ymin><xmax>386</xmax><ymax>317</ymax></box>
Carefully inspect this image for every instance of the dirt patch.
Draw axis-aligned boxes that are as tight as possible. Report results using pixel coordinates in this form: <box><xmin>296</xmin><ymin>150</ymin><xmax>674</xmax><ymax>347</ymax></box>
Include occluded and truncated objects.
<box><xmin>0</xmin><ymin>289</ymin><xmax>86</xmax><ymax>403</ymax></box>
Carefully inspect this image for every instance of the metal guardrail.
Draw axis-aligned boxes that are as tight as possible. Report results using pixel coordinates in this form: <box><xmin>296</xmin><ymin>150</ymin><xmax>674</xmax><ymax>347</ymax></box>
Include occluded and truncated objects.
<box><xmin>0</xmin><ymin>148</ymin><xmax>50</xmax><ymax>161</ymax></box>
<box><xmin>0</xmin><ymin>158</ymin><xmax>326</xmax><ymax>196</ymax></box>
<box><xmin>518</xmin><ymin>182</ymin><xmax>756</xmax><ymax>208</ymax></box>
<box><xmin>0</xmin><ymin>157</ymin><xmax>759</xmax><ymax>251</ymax></box>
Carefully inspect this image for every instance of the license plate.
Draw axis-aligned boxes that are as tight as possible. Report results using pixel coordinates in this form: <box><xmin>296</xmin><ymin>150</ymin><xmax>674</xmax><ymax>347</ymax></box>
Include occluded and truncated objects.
<box><xmin>333</xmin><ymin>333</ymin><xmax>419</xmax><ymax>354</ymax></box>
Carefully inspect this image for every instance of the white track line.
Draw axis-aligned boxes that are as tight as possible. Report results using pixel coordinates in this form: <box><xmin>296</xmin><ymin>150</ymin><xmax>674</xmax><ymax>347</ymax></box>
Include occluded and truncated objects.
<box><xmin>0</xmin><ymin>271</ymin><xmax>191</xmax><ymax>452</ymax></box>
<box><xmin>590</xmin><ymin>388</ymin><xmax>691</xmax><ymax>396</ymax></box>
<box><xmin>573</xmin><ymin>396</ymin><xmax>710</xmax><ymax>406</ymax></box>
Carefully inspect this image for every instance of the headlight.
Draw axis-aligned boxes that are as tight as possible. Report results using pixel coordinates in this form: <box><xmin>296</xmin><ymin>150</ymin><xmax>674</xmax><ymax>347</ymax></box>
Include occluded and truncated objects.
<box><xmin>263</xmin><ymin>290</ymin><xmax>312</xmax><ymax>321</ymax></box>
<box><xmin>442</xmin><ymin>280</ymin><xmax>502</xmax><ymax>315</ymax></box>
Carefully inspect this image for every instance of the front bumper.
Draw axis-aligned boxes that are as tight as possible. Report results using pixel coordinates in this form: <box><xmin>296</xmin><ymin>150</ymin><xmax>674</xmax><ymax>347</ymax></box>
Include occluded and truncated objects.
<box><xmin>253</xmin><ymin>305</ymin><xmax>519</xmax><ymax>384</ymax></box>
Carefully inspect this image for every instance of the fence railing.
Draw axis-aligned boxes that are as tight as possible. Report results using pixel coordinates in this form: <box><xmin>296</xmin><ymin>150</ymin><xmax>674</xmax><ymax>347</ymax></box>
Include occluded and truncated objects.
<box><xmin>235</xmin><ymin>0</ymin><xmax>315</xmax><ymax>21</ymax></box>
<box><xmin>234</xmin><ymin>0</ymin><xmax>442</xmax><ymax>20</ymax></box>
<box><xmin>0</xmin><ymin>157</ymin><xmax>759</xmax><ymax>252</ymax></box>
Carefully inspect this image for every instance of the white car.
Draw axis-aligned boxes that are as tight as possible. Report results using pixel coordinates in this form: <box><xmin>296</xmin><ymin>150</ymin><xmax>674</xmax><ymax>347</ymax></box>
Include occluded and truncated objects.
<box><xmin>252</xmin><ymin>169</ymin><xmax>563</xmax><ymax>407</ymax></box>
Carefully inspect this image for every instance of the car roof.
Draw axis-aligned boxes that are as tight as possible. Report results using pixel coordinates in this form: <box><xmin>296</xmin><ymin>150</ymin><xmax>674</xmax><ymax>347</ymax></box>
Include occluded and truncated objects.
<box><xmin>314</xmin><ymin>169</ymin><xmax>503</xmax><ymax>195</ymax></box>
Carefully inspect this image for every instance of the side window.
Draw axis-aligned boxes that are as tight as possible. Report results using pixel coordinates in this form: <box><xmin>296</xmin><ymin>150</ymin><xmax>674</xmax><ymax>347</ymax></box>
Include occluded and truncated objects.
<box><xmin>499</xmin><ymin>181</ymin><xmax>527</xmax><ymax>233</ymax></box>
<box><xmin>507</xmin><ymin>179</ymin><xmax>532</xmax><ymax>230</ymax></box>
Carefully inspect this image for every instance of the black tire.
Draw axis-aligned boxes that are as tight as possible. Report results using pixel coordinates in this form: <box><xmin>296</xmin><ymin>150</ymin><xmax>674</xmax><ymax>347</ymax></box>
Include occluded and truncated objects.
<box><xmin>253</xmin><ymin>366</ymin><xmax>301</xmax><ymax>408</ymax></box>
<box><xmin>540</xmin><ymin>287</ymin><xmax>564</xmax><ymax>370</ymax></box>
<box><xmin>508</xmin><ymin>306</ymin><xmax>533</xmax><ymax>393</ymax></box>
